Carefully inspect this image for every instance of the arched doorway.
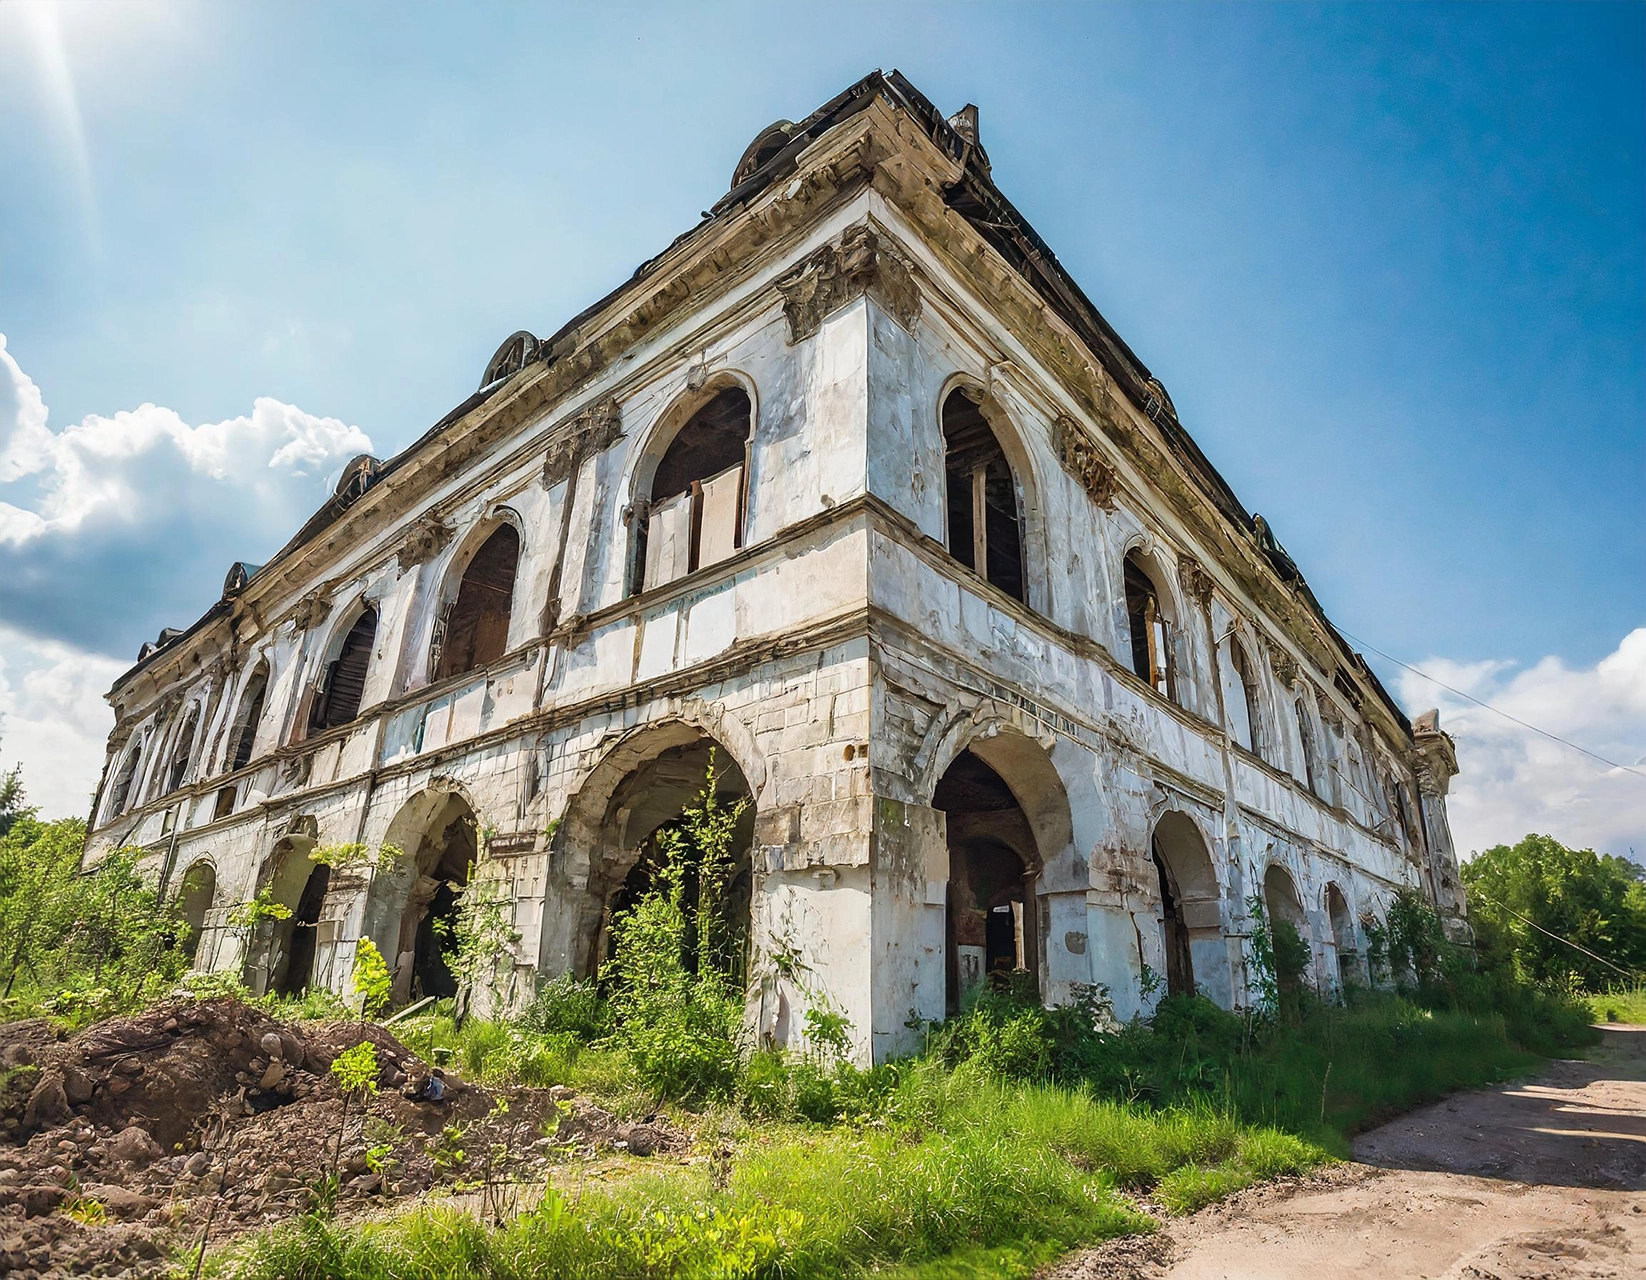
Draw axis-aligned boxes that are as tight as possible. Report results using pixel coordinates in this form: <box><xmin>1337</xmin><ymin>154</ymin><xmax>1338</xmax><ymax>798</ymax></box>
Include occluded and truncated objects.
<box><xmin>176</xmin><ymin>860</ymin><xmax>216</xmax><ymax>964</ymax></box>
<box><xmin>588</xmin><ymin>740</ymin><xmax>754</xmax><ymax>982</ymax></box>
<box><xmin>1325</xmin><ymin>883</ymin><xmax>1357</xmax><ymax>989</ymax></box>
<box><xmin>243</xmin><ymin>825</ymin><xmax>321</xmax><ymax>995</ymax></box>
<box><xmin>1150</xmin><ymin>812</ymin><xmax>1226</xmax><ymax>1005</ymax></box>
<box><xmin>274</xmin><ymin>864</ymin><xmax>330</xmax><ymax>998</ymax></box>
<box><xmin>371</xmin><ymin>789</ymin><xmax>478</xmax><ymax>1005</ymax></box>
<box><xmin>933</xmin><ymin>748</ymin><xmax>1040</xmax><ymax>1011</ymax></box>
<box><xmin>1263</xmin><ymin>863</ymin><xmax>1311</xmax><ymax>992</ymax></box>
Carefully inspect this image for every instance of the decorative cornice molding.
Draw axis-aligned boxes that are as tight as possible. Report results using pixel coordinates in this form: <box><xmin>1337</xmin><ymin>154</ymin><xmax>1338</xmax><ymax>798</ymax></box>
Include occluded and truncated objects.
<box><xmin>777</xmin><ymin>222</ymin><xmax>921</xmax><ymax>343</ymax></box>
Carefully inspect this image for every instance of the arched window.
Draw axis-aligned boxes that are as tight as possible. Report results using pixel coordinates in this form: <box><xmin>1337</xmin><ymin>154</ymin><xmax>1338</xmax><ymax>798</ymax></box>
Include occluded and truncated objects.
<box><xmin>1221</xmin><ymin>639</ymin><xmax>1264</xmax><ymax>759</ymax></box>
<box><xmin>308</xmin><ymin>607</ymin><xmax>378</xmax><ymax>733</ymax></box>
<box><xmin>435</xmin><ymin>525</ymin><xmax>521</xmax><ymax>680</ymax></box>
<box><xmin>1124</xmin><ymin>552</ymin><xmax>1175</xmax><ymax>701</ymax></box>
<box><xmin>635</xmin><ymin>387</ymin><xmax>750</xmax><ymax>593</ymax></box>
<box><xmin>107</xmin><ymin>742</ymin><xmax>143</xmax><ymax>817</ymax></box>
<box><xmin>1294</xmin><ymin>696</ymin><xmax>1320</xmax><ymax>796</ymax></box>
<box><xmin>1325</xmin><ymin>883</ymin><xmax>1357</xmax><ymax>989</ymax></box>
<box><xmin>165</xmin><ymin>708</ymin><xmax>200</xmax><ymax>793</ymax></box>
<box><xmin>227</xmin><ymin>664</ymin><xmax>269</xmax><ymax>772</ymax></box>
<box><xmin>942</xmin><ymin>389</ymin><xmax>1024</xmax><ymax>601</ymax></box>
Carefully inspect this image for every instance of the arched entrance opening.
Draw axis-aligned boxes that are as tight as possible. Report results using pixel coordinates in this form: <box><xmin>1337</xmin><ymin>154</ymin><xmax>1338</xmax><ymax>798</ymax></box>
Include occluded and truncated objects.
<box><xmin>274</xmin><ymin>864</ymin><xmax>330</xmax><ymax>998</ymax></box>
<box><xmin>176</xmin><ymin>860</ymin><xmax>216</xmax><ymax>964</ymax></box>
<box><xmin>1150</xmin><ymin>812</ymin><xmax>1225</xmax><ymax>1005</ymax></box>
<box><xmin>243</xmin><ymin>825</ymin><xmax>319</xmax><ymax>995</ymax></box>
<box><xmin>934</xmin><ymin>748</ymin><xmax>1041</xmax><ymax>1012</ymax></box>
<box><xmin>1325</xmin><ymin>883</ymin><xmax>1357</xmax><ymax>989</ymax></box>
<box><xmin>1263</xmin><ymin>863</ymin><xmax>1310</xmax><ymax>992</ymax></box>
<box><xmin>589</xmin><ymin>740</ymin><xmax>754</xmax><ymax>982</ymax></box>
<box><xmin>372</xmin><ymin>790</ymin><xmax>478</xmax><ymax>1005</ymax></box>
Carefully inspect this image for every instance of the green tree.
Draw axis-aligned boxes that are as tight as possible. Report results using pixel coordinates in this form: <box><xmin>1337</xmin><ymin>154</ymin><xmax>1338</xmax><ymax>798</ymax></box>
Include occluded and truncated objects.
<box><xmin>1462</xmin><ymin>833</ymin><xmax>1646</xmax><ymax>988</ymax></box>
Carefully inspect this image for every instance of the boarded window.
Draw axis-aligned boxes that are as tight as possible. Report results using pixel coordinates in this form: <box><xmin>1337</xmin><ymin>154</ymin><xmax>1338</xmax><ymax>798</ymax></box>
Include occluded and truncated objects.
<box><xmin>942</xmin><ymin>390</ymin><xmax>1024</xmax><ymax>602</ymax></box>
<box><xmin>228</xmin><ymin>665</ymin><xmax>269</xmax><ymax>771</ymax></box>
<box><xmin>1124</xmin><ymin>554</ymin><xmax>1175</xmax><ymax>701</ymax></box>
<box><xmin>635</xmin><ymin>388</ymin><xmax>750</xmax><ymax>593</ymax></box>
<box><xmin>309</xmin><ymin>607</ymin><xmax>378</xmax><ymax>733</ymax></box>
<box><xmin>437</xmin><ymin>525</ymin><xmax>520</xmax><ymax>680</ymax></box>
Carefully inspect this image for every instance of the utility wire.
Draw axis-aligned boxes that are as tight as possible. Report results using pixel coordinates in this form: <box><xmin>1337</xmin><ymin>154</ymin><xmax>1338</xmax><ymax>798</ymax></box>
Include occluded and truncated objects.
<box><xmin>1471</xmin><ymin>891</ymin><xmax>1642</xmax><ymax>984</ymax></box>
<box><xmin>1338</xmin><ymin>629</ymin><xmax>1646</xmax><ymax>781</ymax></box>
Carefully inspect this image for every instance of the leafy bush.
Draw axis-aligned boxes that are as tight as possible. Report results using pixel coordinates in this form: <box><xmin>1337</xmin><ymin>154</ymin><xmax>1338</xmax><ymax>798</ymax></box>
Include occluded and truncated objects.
<box><xmin>521</xmin><ymin>972</ymin><xmax>606</xmax><ymax>1038</ymax></box>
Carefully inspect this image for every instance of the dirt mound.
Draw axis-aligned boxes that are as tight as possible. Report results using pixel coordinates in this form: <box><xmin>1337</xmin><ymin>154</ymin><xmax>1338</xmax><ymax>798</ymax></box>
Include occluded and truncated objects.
<box><xmin>0</xmin><ymin>1000</ymin><xmax>686</xmax><ymax>1278</ymax></box>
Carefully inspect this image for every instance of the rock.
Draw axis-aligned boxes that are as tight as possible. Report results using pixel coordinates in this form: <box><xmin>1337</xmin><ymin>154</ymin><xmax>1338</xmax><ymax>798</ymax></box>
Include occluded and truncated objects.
<box><xmin>107</xmin><ymin>1077</ymin><xmax>132</xmax><ymax>1096</ymax></box>
<box><xmin>0</xmin><ymin>1043</ymin><xmax>34</xmax><ymax>1068</ymax></box>
<box><xmin>113</xmin><ymin>1057</ymin><xmax>144</xmax><ymax>1077</ymax></box>
<box><xmin>80</xmin><ymin>1183</ymin><xmax>155</xmax><ymax>1221</ymax></box>
<box><xmin>61</xmin><ymin>1065</ymin><xmax>94</xmax><ymax>1105</ymax></box>
<box><xmin>260</xmin><ymin>1032</ymin><xmax>285</xmax><ymax>1060</ymax></box>
<box><xmin>547</xmin><ymin>1085</ymin><xmax>576</xmax><ymax>1102</ymax></box>
<box><xmin>278</xmin><ymin>1031</ymin><xmax>304</xmax><ymax>1068</ymax></box>
<box><xmin>258</xmin><ymin>1061</ymin><xmax>285</xmax><ymax>1090</ymax></box>
<box><xmin>17</xmin><ymin>1184</ymin><xmax>64</xmax><ymax>1217</ymax></box>
<box><xmin>21</xmin><ymin>1070</ymin><xmax>71</xmax><ymax>1134</ymax></box>
<box><xmin>109</xmin><ymin>1125</ymin><xmax>161</xmax><ymax>1167</ymax></box>
<box><xmin>182</xmin><ymin>1152</ymin><xmax>211</xmax><ymax>1177</ymax></box>
<box><xmin>622</xmin><ymin>1124</ymin><xmax>666</xmax><ymax>1157</ymax></box>
<box><xmin>345</xmin><ymin>1172</ymin><xmax>381</xmax><ymax>1195</ymax></box>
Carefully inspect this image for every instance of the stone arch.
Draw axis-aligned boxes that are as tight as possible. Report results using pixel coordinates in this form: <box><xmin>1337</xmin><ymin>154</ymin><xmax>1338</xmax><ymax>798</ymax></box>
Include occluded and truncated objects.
<box><xmin>433</xmin><ymin>512</ymin><xmax>524</xmax><ymax>681</ymax></box>
<box><xmin>1325</xmin><ymin>881</ymin><xmax>1358</xmax><ymax>989</ymax></box>
<box><xmin>367</xmin><ymin>781</ymin><xmax>482</xmax><ymax>1005</ymax></box>
<box><xmin>544</xmin><ymin>711</ymin><xmax>763</xmax><ymax>981</ymax></box>
<box><xmin>174</xmin><ymin>857</ymin><xmax>217</xmax><ymax>964</ymax></box>
<box><xmin>242</xmin><ymin>820</ymin><xmax>326</xmax><ymax>996</ymax></box>
<box><xmin>1150</xmin><ymin>809</ymin><xmax>1229</xmax><ymax>1005</ymax></box>
<box><xmin>625</xmin><ymin>375</ymin><xmax>757</xmax><ymax>595</ymax></box>
<box><xmin>1263</xmin><ymin>861</ymin><xmax>1311</xmax><ymax>990</ymax></box>
<box><xmin>919</xmin><ymin>705</ymin><xmax>1077</xmax><ymax>1008</ymax></box>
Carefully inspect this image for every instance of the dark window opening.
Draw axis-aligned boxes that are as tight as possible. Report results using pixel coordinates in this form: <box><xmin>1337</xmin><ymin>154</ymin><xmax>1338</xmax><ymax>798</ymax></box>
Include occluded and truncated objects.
<box><xmin>108</xmin><ymin>746</ymin><xmax>142</xmax><ymax>817</ymax></box>
<box><xmin>213</xmin><ymin>786</ymin><xmax>237</xmax><ymax>822</ymax></box>
<box><xmin>436</xmin><ymin>525</ymin><xmax>520</xmax><ymax>680</ymax></box>
<box><xmin>310</xmin><ymin>608</ymin><xmax>378</xmax><ymax>734</ymax></box>
<box><xmin>942</xmin><ymin>390</ymin><xmax>1024</xmax><ymax>602</ymax></box>
<box><xmin>229</xmin><ymin>667</ymin><xmax>269</xmax><ymax>771</ymax></box>
<box><xmin>165</xmin><ymin>713</ymin><xmax>199</xmax><ymax>793</ymax></box>
<box><xmin>635</xmin><ymin>388</ymin><xmax>751</xmax><ymax>594</ymax></box>
<box><xmin>410</xmin><ymin>820</ymin><xmax>474</xmax><ymax>1001</ymax></box>
<box><xmin>1295</xmin><ymin>699</ymin><xmax>1319</xmax><ymax>796</ymax></box>
<box><xmin>1124</xmin><ymin>555</ymin><xmax>1174</xmax><ymax>700</ymax></box>
<box><xmin>1154</xmin><ymin>844</ymin><xmax>1195</xmax><ymax>998</ymax></box>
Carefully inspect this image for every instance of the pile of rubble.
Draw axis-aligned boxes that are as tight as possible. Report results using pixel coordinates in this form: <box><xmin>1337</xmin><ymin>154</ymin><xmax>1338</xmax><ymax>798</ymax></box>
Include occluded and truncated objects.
<box><xmin>0</xmin><ymin>998</ymin><xmax>683</xmax><ymax>1278</ymax></box>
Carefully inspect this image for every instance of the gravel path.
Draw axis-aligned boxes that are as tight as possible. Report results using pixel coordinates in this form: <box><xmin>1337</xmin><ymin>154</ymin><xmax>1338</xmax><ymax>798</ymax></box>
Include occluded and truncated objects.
<box><xmin>1048</xmin><ymin>1025</ymin><xmax>1646</xmax><ymax>1280</ymax></box>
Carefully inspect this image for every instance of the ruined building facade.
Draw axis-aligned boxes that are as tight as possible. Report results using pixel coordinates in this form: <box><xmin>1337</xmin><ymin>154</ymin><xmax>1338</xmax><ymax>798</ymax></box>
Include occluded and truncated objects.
<box><xmin>84</xmin><ymin>74</ymin><xmax>1466</xmax><ymax>1060</ymax></box>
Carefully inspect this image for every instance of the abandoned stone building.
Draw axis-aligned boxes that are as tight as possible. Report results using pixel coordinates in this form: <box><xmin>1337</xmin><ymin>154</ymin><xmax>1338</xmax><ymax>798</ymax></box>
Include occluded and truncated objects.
<box><xmin>84</xmin><ymin>71</ymin><xmax>1466</xmax><ymax>1061</ymax></box>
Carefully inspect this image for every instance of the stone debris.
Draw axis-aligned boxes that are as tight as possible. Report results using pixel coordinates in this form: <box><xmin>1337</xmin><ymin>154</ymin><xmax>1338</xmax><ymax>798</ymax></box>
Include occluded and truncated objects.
<box><xmin>0</xmin><ymin>999</ymin><xmax>684</xmax><ymax>1278</ymax></box>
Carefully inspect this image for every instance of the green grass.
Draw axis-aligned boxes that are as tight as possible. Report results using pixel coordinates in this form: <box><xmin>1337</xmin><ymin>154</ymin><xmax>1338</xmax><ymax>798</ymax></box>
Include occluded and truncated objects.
<box><xmin>1584</xmin><ymin>986</ymin><xmax>1646</xmax><ymax>1026</ymax></box>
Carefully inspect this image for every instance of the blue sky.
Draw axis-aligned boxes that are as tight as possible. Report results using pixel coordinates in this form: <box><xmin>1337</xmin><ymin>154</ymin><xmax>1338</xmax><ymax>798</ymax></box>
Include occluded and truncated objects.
<box><xmin>1</xmin><ymin>0</ymin><xmax>1642</xmax><ymax>853</ymax></box>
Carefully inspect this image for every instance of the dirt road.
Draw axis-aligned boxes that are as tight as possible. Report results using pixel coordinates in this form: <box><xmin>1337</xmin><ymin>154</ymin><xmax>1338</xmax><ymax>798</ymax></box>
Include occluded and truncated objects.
<box><xmin>1050</xmin><ymin>1025</ymin><xmax>1646</xmax><ymax>1280</ymax></box>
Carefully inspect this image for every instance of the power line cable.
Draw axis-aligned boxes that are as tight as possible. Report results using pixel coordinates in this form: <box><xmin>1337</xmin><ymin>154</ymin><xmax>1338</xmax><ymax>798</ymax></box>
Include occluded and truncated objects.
<box><xmin>1471</xmin><ymin>891</ymin><xmax>1642</xmax><ymax>984</ymax></box>
<box><xmin>1338</xmin><ymin>629</ymin><xmax>1646</xmax><ymax>781</ymax></box>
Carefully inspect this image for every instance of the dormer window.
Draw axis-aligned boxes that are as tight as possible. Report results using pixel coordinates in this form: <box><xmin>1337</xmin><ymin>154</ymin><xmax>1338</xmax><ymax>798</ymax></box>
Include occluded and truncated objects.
<box><xmin>635</xmin><ymin>388</ymin><xmax>750</xmax><ymax>593</ymax></box>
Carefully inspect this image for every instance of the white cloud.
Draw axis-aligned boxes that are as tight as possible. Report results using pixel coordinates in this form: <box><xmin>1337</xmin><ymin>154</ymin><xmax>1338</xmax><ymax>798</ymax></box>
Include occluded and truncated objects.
<box><xmin>0</xmin><ymin>332</ymin><xmax>372</xmax><ymax>656</ymax></box>
<box><xmin>1397</xmin><ymin>628</ymin><xmax>1646</xmax><ymax>862</ymax></box>
<box><xmin>0</xmin><ymin>624</ymin><xmax>125</xmax><ymax>819</ymax></box>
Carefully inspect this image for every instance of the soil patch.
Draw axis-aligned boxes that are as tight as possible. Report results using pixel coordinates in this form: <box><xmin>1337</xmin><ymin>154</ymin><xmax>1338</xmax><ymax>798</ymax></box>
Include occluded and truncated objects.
<box><xmin>0</xmin><ymin>999</ymin><xmax>684</xmax><ymax>1278</ymax></box>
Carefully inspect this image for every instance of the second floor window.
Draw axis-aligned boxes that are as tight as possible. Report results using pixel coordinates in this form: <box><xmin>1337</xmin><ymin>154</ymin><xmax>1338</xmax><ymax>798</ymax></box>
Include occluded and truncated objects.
<box><xmin>228</xmin><ymin>664</ymin><xmax>269</xmax><ymax>771</ymax></box>
<box><xmin>165</xmin><ymin>711</ymin><xmax>199</xmax><ymax>793</ymax></box>
<box><xmin>942</xmin><ymin>389</ymin><xmax>1024</xmax><ymax>602</ymax></box>
<box><xmin>1124</xmin><ymin>553</ymin><xmax>1175</xmax><ymax>701</ymax></box>
<box><xmin>436</xmin><ymin>525</ymin><xmax>521</xmax><ymax>680</ymax></box>
<box><xmin>636</xmin><ymin>387</ymin><xmax>750</xmax><ymax>593</ymax></box>
<box><xmin>309</xmin><ymin>607</ymin><xmax>378</xmax><ymax>733</ymax></box>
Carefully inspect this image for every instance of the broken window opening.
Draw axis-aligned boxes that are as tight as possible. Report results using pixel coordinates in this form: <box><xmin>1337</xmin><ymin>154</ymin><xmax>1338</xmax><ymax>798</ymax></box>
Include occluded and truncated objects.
<box><xmin>634</xmin><ymin>387</ymin><xmax>751</xmax><ymax>595</ymax></box>
<box><xmin>108</xmin><ymin>743</ymin><xmax>142</xmax><ymax>817</ymax></box>
<box><xmin>436</xmin><ymin>524</ymin><xmax>520</xmax><ymax>681</ymax></box>
<box><xmin>272</xmin><ymin>865</ymin><xmax>330</xmax><ymax>998</ymax></box>
<box><xmin>309</xmin><ymin>607</ymin><xmax>378</xmax><ymax>735</ymax></box>
<box><xmin>942</xmin><ymin>390</ymin><xmax>1024</xmax><ymax>602</ymax></box>
<box><xmin>1325</xmin><ymin>883</ymin><xmax>1357</xmax><ymax>989</ymax></box>
<box><xmin>165</xmin><ymin>710</ymin><xmax>199</xmax><ymax>794</ymax></box>
<box><xmin>1124</xmin><ymin>554</ymin><xmax>1175</xmax><ymax>701</ymax></box>
<box><xmin>176</xmin><ymin>861</ymin><xmax>216</xmax><ymax>963</ymax></box>
<box><xmin>1294</xmin><ymin>697</ymin><xmax>1320</xmax><ymax>797</ymax></box>
<box><xmin>228</xmin><ymin>664</ymin><xmax>269</xmax><ymax>772</ymax></box>
<box><xmin>212</xmin><ymin>785</ymin><xmax>237</xmax><ymax>822</ymax></box>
